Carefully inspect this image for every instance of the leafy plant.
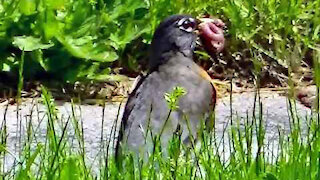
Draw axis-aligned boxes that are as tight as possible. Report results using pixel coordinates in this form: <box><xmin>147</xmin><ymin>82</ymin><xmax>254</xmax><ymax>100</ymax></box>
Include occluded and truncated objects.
<box><xmin>164</xmin><ymin>86</ymin><xmax>187</xmax><ymax>111</ymax></box>
<box><xmin>0</xmin><ymin>0</ymin><xmax>319</xmax><ymax>83</ymax></box>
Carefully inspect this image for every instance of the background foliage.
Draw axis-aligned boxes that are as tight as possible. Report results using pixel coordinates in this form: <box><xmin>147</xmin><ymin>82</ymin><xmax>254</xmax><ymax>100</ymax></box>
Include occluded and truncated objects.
<box><xmin>0</xmin><ymin>0</ymin><xmax>319</xmax><ymax>82</ymax></box>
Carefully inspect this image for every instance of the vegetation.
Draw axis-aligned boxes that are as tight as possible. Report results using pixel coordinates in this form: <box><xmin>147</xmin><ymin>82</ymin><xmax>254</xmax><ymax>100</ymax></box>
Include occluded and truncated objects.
<box><xmin>0</xmin><ymin>50</ymin><xmax>319</xmax><ymax>179</ymax></box>
<box><xmin>0</xmin><ymin>0</ymin><xmax>319</xmax><ymax>82</ymax></box>
<box><xmin>1</xmin><ymin>81</ymin><xmax>320</xmax><ymax>179</ymax></box>
<box><xmin>1</xmin><ymin>0</ymin><xmax>320</xmax><ymax>179</ymax></box>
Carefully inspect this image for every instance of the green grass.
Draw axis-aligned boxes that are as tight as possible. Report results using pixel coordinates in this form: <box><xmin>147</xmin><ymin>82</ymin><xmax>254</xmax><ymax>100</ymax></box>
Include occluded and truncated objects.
<box><xmin>0</xmin><ymin>0</ymin><xmax>319</xmax><ymax>82</ymax></box>
<box><xmin>0</xmin><ymin>0</ymin><xmax>320</xmax><ymax>179</ymax></box>
<box><xmin>1</xmin><ymin>81</ymin><xmax>320</xmax><ymax>179</ymax></box>
<box><xmin>0</xmin><ymin>52</ymin><xmax>320</xmax><ymax>179</ymax></box>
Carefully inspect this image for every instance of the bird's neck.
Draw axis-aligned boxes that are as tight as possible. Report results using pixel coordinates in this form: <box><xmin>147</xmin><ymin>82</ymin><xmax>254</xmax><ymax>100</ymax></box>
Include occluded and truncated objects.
<box><xmin>149</xmin><ymin>50</ymin><xmax>193</xmax><ymax>72</ymax></box>
<box><xmin>157</xmin><ymin>51</ymin><xmax>195</xmax><ymax>72</ymax></box>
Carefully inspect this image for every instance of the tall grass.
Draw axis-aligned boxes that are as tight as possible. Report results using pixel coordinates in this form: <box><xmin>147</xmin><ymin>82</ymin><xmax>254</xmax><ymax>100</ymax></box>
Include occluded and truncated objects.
<box><xmin>0</xmin><ymin>0</ymin><xmax>319</xmax><ymax>178</ymax></box>
<box><xmin>0</xmin><ymin>93</ymin><xmax>318</xmax><ymax>179</ymax></box>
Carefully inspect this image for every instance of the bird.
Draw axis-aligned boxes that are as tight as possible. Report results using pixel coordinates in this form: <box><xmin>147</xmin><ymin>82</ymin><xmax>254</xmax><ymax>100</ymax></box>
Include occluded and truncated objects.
<box><xmin>116</xmin><ymin>14</ymin><xmax>225</xmax><ymax>159</ymax></box>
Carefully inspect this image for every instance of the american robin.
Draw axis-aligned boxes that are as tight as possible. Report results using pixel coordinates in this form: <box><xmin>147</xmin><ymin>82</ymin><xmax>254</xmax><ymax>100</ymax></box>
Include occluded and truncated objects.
<box><xmin>116</xmin><ymin>14</ymin><xmax>225</xmax><ymax>158</ymax></box>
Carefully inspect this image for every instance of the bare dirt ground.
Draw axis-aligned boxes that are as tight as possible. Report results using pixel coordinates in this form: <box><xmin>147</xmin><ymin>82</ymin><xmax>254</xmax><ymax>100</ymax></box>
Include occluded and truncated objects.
<box><xmin>0</xmin><ymin>90</ymin><xmax>312</xmax><ymax>171</ymax></box>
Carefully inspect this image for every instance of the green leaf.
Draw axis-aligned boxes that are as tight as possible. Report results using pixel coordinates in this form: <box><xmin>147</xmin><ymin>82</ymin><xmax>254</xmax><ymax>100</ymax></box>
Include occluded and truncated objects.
<box><xmin>0</xmin><ymin>144</ymin><xmax>5</xmax><ymax>153</ymax></box>
<box><xmin>34</xmin><ymin>50</ymin><xmax>49</xmax><ymax>71</ymax></box>
<box><xmin>47</xmin><ymin>0</ymin><xmax>65</xmax><ymax>10</ymax></box>
<box><xmin>0</xmin><ymin>4</ymin><xmax>4</xmax><ymax>13</ymax></box>
<box><xmin>60</xmin><ymin>156</ymin><xmax>84</xmax><ymax>179</ymax></box>
<box><xmin>20</xmin><ymin>0</ymin><xmax>36</xmax><ymax>15</ymax></box>
<box><xmin>194</xmin><ymin>50</ymin><xmax>211</xmax><ymax>60</ymax></box>
<box><xmin>264</xmin><ymin>173</ymin><xmax>278</xmax><ymax>180</ymax></box>
<box><xmin>42</xmin><ymin>10</ymin><xmax>62</xmax><ymax>40</ymax></box>
<box><xmin>92</xmin><ymin>74</ymin><xmax>128</xmax><ymax>82</ymax></box>
<box><xmin>25</xmin><ymin>144</ymin><xmax>43</xmax><ymax>171</ymax></box>
<box><xmin>16</xmin><ymin>144</ymin><xmax>42</xmax><ymax>180</ymax></box>
<box><xmin>313</xmin><ymin>25</ymin><xmax>320</xmax><ymax>41</ymax></box>
<box><xmin>164</xmin><ymin>87</ymin><xmax>187</xmax><ymax>111</ymax></box>
<box><xmin>57</xmin><ymin>35</ymin><xmax>118</xmax><ymax>62</ymax></box>
<box><xmin>1</xmin><ymin>63</ymin><xmax>11</xmax><ymax>71</ymax></box>
<box><xmin>12</xmin><ymin>36</ymin><xmax>54</xmax><ymax>51</ymax></box>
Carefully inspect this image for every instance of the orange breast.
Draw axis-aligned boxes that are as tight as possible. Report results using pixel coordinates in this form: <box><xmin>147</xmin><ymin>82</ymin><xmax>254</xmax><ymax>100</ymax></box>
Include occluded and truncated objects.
<box><xmin>198</xmin><ymin>68</ymin><xmax>217</xmax><ymax>107</ymax></box>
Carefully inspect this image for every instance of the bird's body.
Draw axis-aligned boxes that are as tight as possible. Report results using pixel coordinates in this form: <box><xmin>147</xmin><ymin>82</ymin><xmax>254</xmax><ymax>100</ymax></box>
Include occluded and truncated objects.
<box><xmin>118</xmin><ymin>51</ymin><xmax>215</xmax><ymax>154</ymax></box>
<box><xmin>116</xmin><ymin>14</ymin><xmax>224</xmax><ymax>158</ymax></box>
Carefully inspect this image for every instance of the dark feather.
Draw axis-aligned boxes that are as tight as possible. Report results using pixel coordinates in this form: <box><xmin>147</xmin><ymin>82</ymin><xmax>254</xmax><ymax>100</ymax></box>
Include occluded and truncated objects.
<box><xmin>115</xmin><ymin>73</ymin><xmax>148</xmax><ymax>160</ymax></box>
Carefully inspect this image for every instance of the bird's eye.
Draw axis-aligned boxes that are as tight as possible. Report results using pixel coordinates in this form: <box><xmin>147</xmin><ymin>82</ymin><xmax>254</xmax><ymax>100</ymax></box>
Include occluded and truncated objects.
<box><xmin>177</xmin><ymin>18</ymin><xmax>196</xmax><ymax>32</ymax></box>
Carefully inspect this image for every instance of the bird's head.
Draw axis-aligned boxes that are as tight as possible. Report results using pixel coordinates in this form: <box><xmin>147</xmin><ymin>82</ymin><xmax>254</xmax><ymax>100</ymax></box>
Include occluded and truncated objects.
<box><xmin>149</xmin><ymin>14</ymin><xmax>225</xmax><ymax>70</ymax></box>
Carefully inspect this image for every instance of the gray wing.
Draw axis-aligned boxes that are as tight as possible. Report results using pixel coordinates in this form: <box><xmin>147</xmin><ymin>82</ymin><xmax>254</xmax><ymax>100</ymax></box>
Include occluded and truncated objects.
<box><xmin>115</xmin><ymin>70</ymin><xmax>172</xmax><ymax>156</ymax></box>
<box><xmin>115</xmin><ymin>74</ymin><xmax>149</xmax><ymax>156</ymax></box>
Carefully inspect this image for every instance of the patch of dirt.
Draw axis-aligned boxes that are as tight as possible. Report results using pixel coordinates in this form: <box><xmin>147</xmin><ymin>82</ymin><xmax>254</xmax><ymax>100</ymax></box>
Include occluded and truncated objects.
<box><xmin>0</xmin><ymin>77</ymin><xmax>135</xmax><ymax>105</ymax></box>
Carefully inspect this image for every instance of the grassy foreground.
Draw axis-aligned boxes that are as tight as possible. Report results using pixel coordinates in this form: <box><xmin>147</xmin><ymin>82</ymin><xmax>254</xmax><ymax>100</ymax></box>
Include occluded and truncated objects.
<box><xmin>0</xmin><ymin>85</ymin><xmax>320</xmax><ymax>179</ymax></box>
<box><xmin>0</xmin><ymin>0</ymin><xmax>320</xmax><ymax>179</ymax></box>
